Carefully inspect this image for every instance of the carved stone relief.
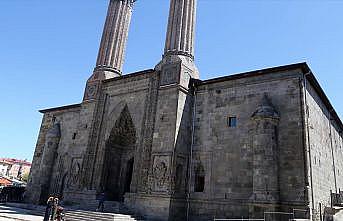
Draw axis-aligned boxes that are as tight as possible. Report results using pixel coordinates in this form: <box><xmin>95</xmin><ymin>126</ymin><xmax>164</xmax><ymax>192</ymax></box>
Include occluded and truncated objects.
<box><xmin>84</xmin><ymin>82</ymin><xmax>99</xmax><ymax>100</ymax></box>
<box><xmin>67</xmin><ymin>158</ymin><xmax>82</xmax><ymax>189</ymax></box>
<box><xmin>160</xmin><ymin>65</ymin><xmax>179</xmax><ymax>86</ymax></box>
<box><xmin>152</xmin><ymin>155</ymin><xmax>170</xmax><ymax>192</ymax></box>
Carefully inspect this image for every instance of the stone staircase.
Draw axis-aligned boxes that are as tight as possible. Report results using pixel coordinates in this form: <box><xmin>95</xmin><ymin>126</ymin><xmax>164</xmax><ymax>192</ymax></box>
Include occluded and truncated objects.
<box><xmin>4</xmin><ymin>202</ymin><xmax>146</xmax><ymax>221</ymax></box>
<box><xmin>64</xmin><ymin>201</ymin><xmax>145</xmax><ymax>221</ymax></box>
<box><xmin>65</xmin><ymin>209</ymin><xmax>144</xmax><ymax>221</ymax></box>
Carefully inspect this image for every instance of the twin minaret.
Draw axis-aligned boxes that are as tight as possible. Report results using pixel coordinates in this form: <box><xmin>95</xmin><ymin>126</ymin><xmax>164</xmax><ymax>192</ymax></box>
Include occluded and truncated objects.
<box><xmin>93</xmin><ymin>0</ymin><xmax>134</xmax><ymax>79</ymax></box>
<box><xmin>164</xmin><ymin>0</ymin><xmax>197</xmax><ymax>59</ymax></box>
<box><xmin>86</xmin><ymin>0</ymin><xmax>197</xmax><ymax>85</ymax></box>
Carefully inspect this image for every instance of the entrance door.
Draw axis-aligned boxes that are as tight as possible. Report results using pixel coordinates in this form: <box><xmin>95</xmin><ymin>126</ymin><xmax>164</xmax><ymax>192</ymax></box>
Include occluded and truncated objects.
<box><xmin>102</xmin><ymin>105</ymin><xmax>136</xmax><ymax>202</ymax></box>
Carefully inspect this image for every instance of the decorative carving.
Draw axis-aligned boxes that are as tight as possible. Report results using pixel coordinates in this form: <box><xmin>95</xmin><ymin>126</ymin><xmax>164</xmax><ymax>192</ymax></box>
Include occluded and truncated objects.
<box><xmin>68</xmin><ymin>158</ymin><xmax>82</xmax><ymax>189</ymax></box>
<box><xmin>153</xmin><ymin>161</ymin><xmax>167</xmax><ymax>188</ymax></box>
<box><xmin>160</xmin><ymin>65</ymin><xmax>179</xmax><ymax>86</ymax></box>
<box><xmin>84</xmin><ymin>82</ymin><xmax>98</xmax><ymax>100</ymax></box>
<box><xmin>152</xmin><ymin>156</ymin><xmax>170</xmax><ymax>192</ymax></box>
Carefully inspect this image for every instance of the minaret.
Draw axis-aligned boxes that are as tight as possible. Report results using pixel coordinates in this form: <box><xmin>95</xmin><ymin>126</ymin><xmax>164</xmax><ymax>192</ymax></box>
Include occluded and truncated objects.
<box><xmin>139</xmin><ymin>1</ymin><xmax>198</xmax><ymax>219</ymax></box>
<box><xmin>164</xmin><ymin>0</ymin><xmax>197</xmax><ymax>59</ymax></box>
<box><xmin>84</xmin><ymin>0</ymin><xmax>134</xmax><ymax>101</ymax></box>
<box><xmin>156</xmin><ymin>0</ymin><xmax>199</xmax><ymax>83</ymax></box>
<box><xmin>81</xmin><ymin>0</ymin><xmax>135</xmax><ymax>189</ymax></box>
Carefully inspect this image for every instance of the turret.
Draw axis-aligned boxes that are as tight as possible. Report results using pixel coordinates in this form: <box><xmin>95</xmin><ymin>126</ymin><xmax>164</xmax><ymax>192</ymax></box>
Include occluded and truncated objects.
<box><xmin>38</xmin><ymin>123</ymin><xmax>61</xmax><ymax>203</ymax></box>
<box><xmin>250</xmin><ymin>94</ymin><xmax>280</xmax><ymax>202</ymax></box>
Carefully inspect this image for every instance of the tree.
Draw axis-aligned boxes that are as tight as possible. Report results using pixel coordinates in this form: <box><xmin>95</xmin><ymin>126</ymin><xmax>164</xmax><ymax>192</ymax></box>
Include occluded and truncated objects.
<box><xmin>21</xmin><ymin>172</ymin><xmax>29</xmax><ymax>183</ymax></box>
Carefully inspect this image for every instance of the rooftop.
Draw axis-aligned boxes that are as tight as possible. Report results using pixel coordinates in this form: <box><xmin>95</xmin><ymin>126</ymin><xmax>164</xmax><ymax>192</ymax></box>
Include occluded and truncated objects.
<box><xmin>0</xmin><ymin>158</ymin><xmax>31</xmax><ymax>166</ymax></box>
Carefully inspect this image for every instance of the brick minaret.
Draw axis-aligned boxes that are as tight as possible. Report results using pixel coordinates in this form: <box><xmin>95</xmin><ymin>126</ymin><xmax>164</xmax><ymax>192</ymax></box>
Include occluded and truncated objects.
<box><xmin>81</xmin><ymin>0</ymin><xmax>135</xmax><ymax>189</ymax></box>
<box><xmin>95</xmin><ymin>0</ymin><xmax>134</xmax><ymax>77</ymax></box>
<box><xmin>84</xmin><ymin>0</ymin><xmax>134</xmax><ymax>101</ymax></box>
<box><xmin>164</xmin><ymin>0</ymin><xmax>197</xmax><ymax>59</ymax></box>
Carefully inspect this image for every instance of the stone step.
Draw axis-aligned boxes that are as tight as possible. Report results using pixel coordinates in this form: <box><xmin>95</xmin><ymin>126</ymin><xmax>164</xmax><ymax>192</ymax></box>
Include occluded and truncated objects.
<box><xmin>290</xmin><ymin>220</ymin><xmax>310</xmax><ymax>221</ymax></box>
<box><xmin>67</xmin><ymin>200</ymin><xmax>122</xmax><ymax>213</ymax></box>
<box><xmin>66</xmin><ymin>210</ymin><xmax>119</xmax><ymax>218</ymax></box>
<box><xmin>65</xmin><ymin>209</ymin><xmax>143</xmax><ymax>221</ymax></box>
<box><xmin>4</xmin><ymin>202</ymin><xmax>143</xmax><ymax>220</ymax></box>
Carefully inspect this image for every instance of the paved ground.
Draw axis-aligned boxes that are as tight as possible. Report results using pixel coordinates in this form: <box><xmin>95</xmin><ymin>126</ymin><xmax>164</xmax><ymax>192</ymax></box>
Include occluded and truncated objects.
<box><xmin>334</xmin><ymin>209</ymin><xmax>343</xmax><ymax>221</ymax></box>
<box><xmin>0</xmin><ymin>205</ymin><xmax>44</xmax><ymax>221</ymax></box>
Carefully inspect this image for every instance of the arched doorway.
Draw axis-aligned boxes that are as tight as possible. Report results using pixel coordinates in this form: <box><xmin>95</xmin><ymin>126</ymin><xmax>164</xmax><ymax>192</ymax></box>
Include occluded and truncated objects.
<box><xmin>102</xmin><ymin>105</ymin><xmax>136</xmax><ymax>201</ymax></box>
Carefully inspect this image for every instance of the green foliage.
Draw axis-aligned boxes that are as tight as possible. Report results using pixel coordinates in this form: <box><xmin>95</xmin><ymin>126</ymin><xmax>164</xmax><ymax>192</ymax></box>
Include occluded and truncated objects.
<box><xmin>21</xmin><ymin>172</ymin><xmax>29</xmax><ymax>182</ymax></box>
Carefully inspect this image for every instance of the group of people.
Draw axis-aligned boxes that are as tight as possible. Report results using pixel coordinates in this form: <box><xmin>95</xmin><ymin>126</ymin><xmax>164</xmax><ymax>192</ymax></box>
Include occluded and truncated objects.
<box><xmin>43</xmin><ymin>196</ymin><xmax>64</xmax><ymax>221</ymax></box>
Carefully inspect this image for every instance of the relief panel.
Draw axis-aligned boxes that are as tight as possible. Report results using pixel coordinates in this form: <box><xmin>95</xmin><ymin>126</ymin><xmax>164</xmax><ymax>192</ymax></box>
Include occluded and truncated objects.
<box><xmin>152</xmin><ymin>155</ymin><xmax>171</xmax><ymax>192</ymax></box>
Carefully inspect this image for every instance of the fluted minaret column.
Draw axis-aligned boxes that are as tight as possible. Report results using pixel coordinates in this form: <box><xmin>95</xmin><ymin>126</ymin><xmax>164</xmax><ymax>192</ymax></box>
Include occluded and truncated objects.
<box><xmin>94</xmin><ymin>0</ymin><xmax>134</xmax><ymax>79</ymax></box>
<box><xmin>84</xmin><ymin>0</ymin><xmax>134</xmax><ymax>101</ymax></box>
<box><xmin>164</xmin><ymin>0</ymin><xmax>197</xmax><ymax>59</ymax></box>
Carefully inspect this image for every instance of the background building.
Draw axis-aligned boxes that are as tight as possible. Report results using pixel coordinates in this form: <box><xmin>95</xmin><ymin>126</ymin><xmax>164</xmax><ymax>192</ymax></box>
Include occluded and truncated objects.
<box><xmin>0</xmin><ymin>158</ymin><xmax>32</xmax><ymax>181</ymax></box>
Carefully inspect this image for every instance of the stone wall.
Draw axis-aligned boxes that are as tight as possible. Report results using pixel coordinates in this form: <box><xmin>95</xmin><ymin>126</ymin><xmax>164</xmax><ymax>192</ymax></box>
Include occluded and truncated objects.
<box><xmin>25</xmin><ymin>105</ymin><xmax>86</xmax><ymax>204</ymax></box>
<box><xmin>305</xmin><ymin>79</ymin><xmax>343</xmax><ymax>220</ymax></box>
<box><xmin>190</xmin><ymin>69</ymin><xmax>308</xmax><ymax>219</ymax></box>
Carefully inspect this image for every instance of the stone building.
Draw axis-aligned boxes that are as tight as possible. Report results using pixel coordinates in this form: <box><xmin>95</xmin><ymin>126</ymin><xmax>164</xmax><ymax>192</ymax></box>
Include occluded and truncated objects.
<box><xmin>0</xmin><ymin>158</ymin><xmax>31</xmax><ymax>180</ymax></box>
<box><xmin>25</xmin><ymin>0</ymin><xmax>343</xmax><ymax>220</ymax></box>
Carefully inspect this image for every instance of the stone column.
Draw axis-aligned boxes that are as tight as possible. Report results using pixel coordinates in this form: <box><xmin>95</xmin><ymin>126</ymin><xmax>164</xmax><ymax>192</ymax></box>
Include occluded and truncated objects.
<box><xmin>94</xmin><ymin>0</ymin><xmax>134</xmax><ymax>77</ymax></box>
<box><xmin>250</xmin><ymin>94</ymin><xmax>280</xmax><ymax>203</ymax></box>
<box><xmin>164</xmin><ymin>0</ymin><xmax>197</xmax><ymax>59</ymax></box>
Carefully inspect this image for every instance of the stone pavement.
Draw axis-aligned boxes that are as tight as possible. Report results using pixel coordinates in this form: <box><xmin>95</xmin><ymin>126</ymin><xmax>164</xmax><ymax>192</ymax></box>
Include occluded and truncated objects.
<box><xmin>334</xmin><ymin>209</ymin><xmax>343</xmax><ymax>221</ymax></box>
<box><xmin>0</xmin><ymin>204</ymin><xmax>147</xmax><ymax>221</ymax></box>
<box><xmin>0</xmin><ymin>205</ymin><xmax>44</xmax><ymax>221</ymax></box>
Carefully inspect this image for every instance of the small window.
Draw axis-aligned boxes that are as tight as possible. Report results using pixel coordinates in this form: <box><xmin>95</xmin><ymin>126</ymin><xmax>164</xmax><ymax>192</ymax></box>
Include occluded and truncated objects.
<box><xmin>228</xmin><ymin>116</ymin><xmax>237</xmax><ymax>128</ymax></box>
<box><xmin>72</xmin><ymin>133</ymin><xmax>77</xmax><ymax>140</ymax></box>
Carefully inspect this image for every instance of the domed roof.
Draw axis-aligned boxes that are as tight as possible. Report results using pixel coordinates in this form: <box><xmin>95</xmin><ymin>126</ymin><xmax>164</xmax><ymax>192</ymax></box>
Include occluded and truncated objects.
<box><xmin>252</xmin><ymin>94</ymin><xmax>279</xmax><ymax>119</ymax></box>
<box><xmin>46</xmin><ymin>122</ymin><xmax>61</xmax><ymax>138</ymax></box>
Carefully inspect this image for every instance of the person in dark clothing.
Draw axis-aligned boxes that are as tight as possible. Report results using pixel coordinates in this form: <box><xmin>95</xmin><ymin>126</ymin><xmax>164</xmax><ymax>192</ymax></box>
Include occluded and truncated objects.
<box><xmin>97</xmin><ymin>192</ymin><xmax>106</xmax><ymax>212</ymax></box>
<box><xmin>43</xmin><ymin>197</ymin><xmax>54</xmax><ymax>221</ymax></box>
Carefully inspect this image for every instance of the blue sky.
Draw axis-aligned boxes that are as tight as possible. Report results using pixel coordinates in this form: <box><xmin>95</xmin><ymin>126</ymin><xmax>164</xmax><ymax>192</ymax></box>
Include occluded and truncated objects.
<box><xmin>0</xmin><ymin>0</ymin><xmax>342</xmax><ymax>161</ymax></box>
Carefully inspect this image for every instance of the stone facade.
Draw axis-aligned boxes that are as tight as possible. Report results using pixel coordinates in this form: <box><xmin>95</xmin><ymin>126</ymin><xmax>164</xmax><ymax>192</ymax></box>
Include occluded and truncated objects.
<box><xmin>25</xmin><ymin>0</ymin><xmax>342</xmax><ymax>220</ymax></box>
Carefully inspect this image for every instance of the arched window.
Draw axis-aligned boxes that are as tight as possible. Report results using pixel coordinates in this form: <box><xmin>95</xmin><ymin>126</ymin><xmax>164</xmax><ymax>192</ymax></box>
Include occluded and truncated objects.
<box><xmin>194</xmin><ymin>163</ymin><xmax>205</xmax><ymax>192</ymax></box>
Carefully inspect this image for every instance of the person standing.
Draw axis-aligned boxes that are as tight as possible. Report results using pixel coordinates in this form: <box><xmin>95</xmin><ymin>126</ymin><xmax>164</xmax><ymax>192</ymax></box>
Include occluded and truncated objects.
<box><xmin>50</xmin><ymin>197</ymin><xmax>59</xmax><ymax>220</ymax></box>
<box><xmin>97</xmin><ymin>192</ymin><xmax>105</xmax><ymax>212</ymax></box>
<box><xmin>43</xmin><ymin>197</ymin><xmax>54</xmax><ymax>221</ymax></box>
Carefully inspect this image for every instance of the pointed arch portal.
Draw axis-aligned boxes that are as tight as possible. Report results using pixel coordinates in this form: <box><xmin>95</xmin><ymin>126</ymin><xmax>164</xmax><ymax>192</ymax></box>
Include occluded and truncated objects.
<box><xmin>102</xmin><ymin>105</ymin><xmax>136</xmax><ymax>201</ymax></box>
